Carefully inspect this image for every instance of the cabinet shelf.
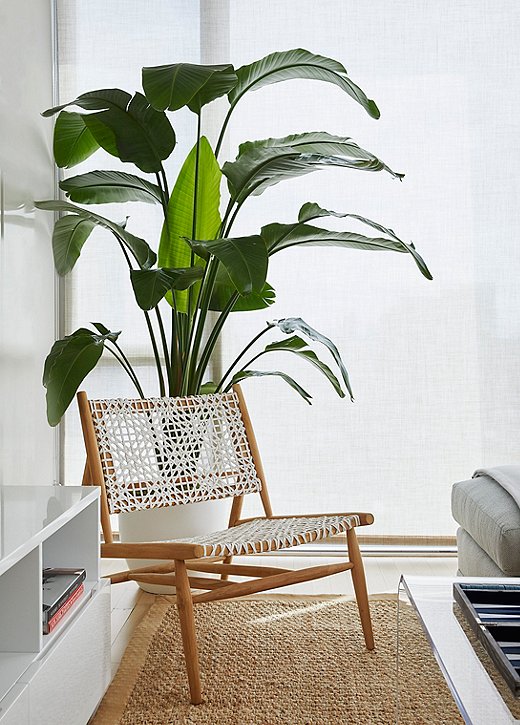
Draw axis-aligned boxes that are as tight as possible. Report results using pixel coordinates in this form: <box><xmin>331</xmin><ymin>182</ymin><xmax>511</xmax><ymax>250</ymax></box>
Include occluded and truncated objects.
<box><xmin>0</xmin><ymin>486</ymin><xmax>111</xmax><ymax>725</ymax></box>
<box><xmin>40</xmin><ymin>580</ymin><xmax>97</xmax><ymax>650</ymax></box>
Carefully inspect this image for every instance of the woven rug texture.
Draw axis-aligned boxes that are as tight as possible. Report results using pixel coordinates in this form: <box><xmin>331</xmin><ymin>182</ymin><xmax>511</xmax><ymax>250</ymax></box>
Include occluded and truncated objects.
<box><xmin>93</xmin><ymin>598</ymin><xmax>463</xmax><ymax>725</ymax></box>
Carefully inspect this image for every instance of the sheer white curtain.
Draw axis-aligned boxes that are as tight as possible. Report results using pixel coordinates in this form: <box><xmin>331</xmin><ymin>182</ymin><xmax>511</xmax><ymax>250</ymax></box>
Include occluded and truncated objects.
<box><xmin>58</xmin><ymin>0</ymin><xmax>520</xmax><ymax>538</ymax></box>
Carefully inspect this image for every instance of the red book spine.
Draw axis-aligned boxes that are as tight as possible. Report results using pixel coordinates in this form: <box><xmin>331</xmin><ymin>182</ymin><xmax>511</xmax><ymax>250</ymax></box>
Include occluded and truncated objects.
<box><xmin>44</xmin><ymin>583</ymin><xmax>85</xmax><ymax>634</ymax></box>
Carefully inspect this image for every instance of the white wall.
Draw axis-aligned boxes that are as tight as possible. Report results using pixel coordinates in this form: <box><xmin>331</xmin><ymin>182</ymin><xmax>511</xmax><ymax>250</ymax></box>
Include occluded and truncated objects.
<box><xmin>0</xmin><ymin>0</ymin><xmax>57</xmax><ymax>484</ymax></box>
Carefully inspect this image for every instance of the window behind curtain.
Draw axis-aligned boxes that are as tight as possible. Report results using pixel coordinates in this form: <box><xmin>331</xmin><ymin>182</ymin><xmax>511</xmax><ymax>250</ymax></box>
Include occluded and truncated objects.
<box><xmin>58</xmin><ymin>0</ymin><xmax>520</xmax><ymax>538</ymax></box>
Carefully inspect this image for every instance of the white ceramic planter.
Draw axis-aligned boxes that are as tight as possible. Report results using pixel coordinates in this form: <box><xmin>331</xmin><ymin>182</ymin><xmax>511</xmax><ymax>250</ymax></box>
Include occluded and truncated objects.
<box><xmin>118</xmin><ymin>498</ymin><xmax>230</xmax><ymax>593</ymax></box>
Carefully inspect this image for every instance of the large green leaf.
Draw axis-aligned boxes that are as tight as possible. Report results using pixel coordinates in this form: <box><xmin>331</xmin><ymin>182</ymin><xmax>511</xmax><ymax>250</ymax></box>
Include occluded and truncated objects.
<box><xmin>224</xmin><ymin>283</ymin><xmax>275</xmax><ymax>311</ymax></box>
<box><xmin>130</xmin><ymin>267</ymin><xmax>204</xmax><ymax>310</ymax></box>
<box><xmin>90</xmin><ymin>322</ymin><xmax>120</xmax><ymax>342</ymax></box>
<box><xmin>263</xmin><ymin>221</ymin><xmax>401</xmax><ymax>253</ymax></box>
<box><xmin>223</xmin><ymin>132</ymin><xmax>402</xmax><ymax>204</ymax></box>
<box><xmin>297</xmin><ymin>202</ymin><xmax>432</xmax><ymax>279</ymax></box>
<box><xmin>143</xmin><ymin>63</ymin><xmax>237</xmax><ymax>113</ymax></box>
<box><xmin>44</xmin><ymin>88</ymin><xmax>130</xmax><ymax>116</ymax></box>
<box><xmin>262</xmin><ymin>218</ymin><xmax>432</xmax><ymax>280</ymax></box>
<box><xmin>209</xmin><ymin>266</ymin><xmax>276</xmax><ymax>311</ymax></box>
<box><xmin>238</xmin><ymin>133</ymin><xmax>401</xmax><ymax>174</ymax></box>
<box><xmin>52</xmin><ymin>215</ymin><xmax>96</xmax><ymax>276</ymax></box>
<box><xmin>43</xmin><ymin>327</ymin><xmax>120</xmax><ymax>426</ymax></box>
<box><xmin>44</xmin><ymin>89</ymin><xmax>175</xmax><ymax>173</ymax></box>
<box><xmin>262</xmin><ymin>335</ymin><xmax>345</xmax><ymax>398</ymax></box>
<box><xmin>228</xmin><ymin>369</ymin><xmax>312</xmax><ymax>404</ymax></box>
<box><xmin>53</xmin><ymin>111</ymin><xmax>99</xmax><ymax>168</ymax></box>
<box><xmin>60</xmin><ymin>170</ymin><xmax>162</xmax><ymax>205</ymax></box>
<box><xmin>158</xmin><ymin>137</ymin><xmax>221</xmax><ymax>311</ymax></box>
<box><xmin>35</xmin><ymin>199</ymin><xmax>156</xmax><ymax>270</ymax></box>
<box><xmin>299</xmin><ymin>202</ymin><xmax>404</xmax><ymax>241</ymax></box>
<box><xmin>272</xmin><ymin>317</ymin><xmax>353</xmax><ymax>400</ymax></box>
<box><xmin>82</xmin><ymin>114</ymin><xmax>119</xmax><ymax>158</ymax></box>
<box><xmin>188</xmin><ymin>235</ymin><xmax>268</xmax><ymax>296</ymax></box>
<box><xmin>228</xmin><ymin>49</ymin><xmax>379</xmax><ymax>119</ymax></box>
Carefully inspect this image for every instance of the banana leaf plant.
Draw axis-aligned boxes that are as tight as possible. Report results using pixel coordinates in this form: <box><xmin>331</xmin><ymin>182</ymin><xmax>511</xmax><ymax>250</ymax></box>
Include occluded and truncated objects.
<box><xmin>36</xmin><ymin>49</ymin><xmax>432</xmax><ymax>426</ymax></box>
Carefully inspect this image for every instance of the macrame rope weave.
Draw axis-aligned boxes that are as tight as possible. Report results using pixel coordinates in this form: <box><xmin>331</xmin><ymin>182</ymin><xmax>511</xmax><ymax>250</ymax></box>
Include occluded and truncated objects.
<box><xmin>175</xmin><ymin>515</ymin><xmax>361</xmax><ymax>557</ymax></box>
<box><xmin>89</xmin><ymin>392</ymin><xmax>262</xmax><ymax>515</ymax></box>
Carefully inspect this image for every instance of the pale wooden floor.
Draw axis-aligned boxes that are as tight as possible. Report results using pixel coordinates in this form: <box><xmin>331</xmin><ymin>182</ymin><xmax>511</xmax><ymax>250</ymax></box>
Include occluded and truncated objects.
<box><xmin>103</xmin><ymin>553</ymin><xmax>457</xmax><ymax>676</ymax></box>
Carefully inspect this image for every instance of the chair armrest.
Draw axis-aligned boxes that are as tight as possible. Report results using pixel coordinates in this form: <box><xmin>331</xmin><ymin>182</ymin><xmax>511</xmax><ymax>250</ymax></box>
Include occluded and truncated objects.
<box><xmin>101</xmin><ymin>541</ymin><xmax>205</xmax><ymax>560</ymax></box>
<box><xmin>349</xmin><ymin>513</ymin><xmax>374</xmax><ymax>527</ymax></box>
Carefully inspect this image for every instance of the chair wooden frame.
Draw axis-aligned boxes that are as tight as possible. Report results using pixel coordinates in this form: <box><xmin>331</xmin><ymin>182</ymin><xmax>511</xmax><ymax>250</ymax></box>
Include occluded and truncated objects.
<box><xmin>77</xmin><ymin>384</ymin><xmax>374</xmax><ymax>705</ymax></box>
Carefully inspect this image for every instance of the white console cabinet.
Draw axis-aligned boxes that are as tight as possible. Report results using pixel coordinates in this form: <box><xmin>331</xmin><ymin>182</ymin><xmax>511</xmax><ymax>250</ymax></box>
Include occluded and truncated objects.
<box><xmin>0</xmin><ymin>486</ymin><xmax>110</xmax><ymax>725</ymax></box>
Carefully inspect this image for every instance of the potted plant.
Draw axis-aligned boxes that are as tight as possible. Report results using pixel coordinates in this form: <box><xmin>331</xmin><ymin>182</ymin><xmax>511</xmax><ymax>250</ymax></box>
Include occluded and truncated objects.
<box><xmin>36</xmin><ymin>49</ymin><xmax>431</xmax><ymax>556</ymax></box>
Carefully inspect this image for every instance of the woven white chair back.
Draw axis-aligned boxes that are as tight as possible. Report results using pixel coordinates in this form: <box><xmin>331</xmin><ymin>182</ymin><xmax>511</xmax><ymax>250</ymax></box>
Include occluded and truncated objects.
<box><xmin>88</xmin><ymin>391</ymin><xmax>262</xmax><ymax>515</ymax></box>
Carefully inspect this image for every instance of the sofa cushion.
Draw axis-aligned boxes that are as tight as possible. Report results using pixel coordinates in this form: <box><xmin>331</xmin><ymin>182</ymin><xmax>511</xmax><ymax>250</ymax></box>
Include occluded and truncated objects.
<box><xmin>452</xmin><ymin>476</ymin><xmax>520</xmax><ymax>575</ymax></box>
<box><xmin>456</xmin><ymin>527</ymin><xmax>506</xmax><ymax>577</ymax></box>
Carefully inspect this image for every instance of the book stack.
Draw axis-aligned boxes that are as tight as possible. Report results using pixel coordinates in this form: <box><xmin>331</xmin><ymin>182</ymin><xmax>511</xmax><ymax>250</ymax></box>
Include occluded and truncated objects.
<box><xmin>42</xmin><ymin>567</ymin><xmax>86</xmax><ymax>634</ymax></box>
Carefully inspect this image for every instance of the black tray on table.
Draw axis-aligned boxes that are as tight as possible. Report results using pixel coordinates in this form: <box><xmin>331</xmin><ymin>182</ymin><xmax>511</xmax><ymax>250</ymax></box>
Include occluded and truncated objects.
<box><xmin>453</xmin><ymin>582</ymin><xmax>520</xmax><ymax>696</ymax></box>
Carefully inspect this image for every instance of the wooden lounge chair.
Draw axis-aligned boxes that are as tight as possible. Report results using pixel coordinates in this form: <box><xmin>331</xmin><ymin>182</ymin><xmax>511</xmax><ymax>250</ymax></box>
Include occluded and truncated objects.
<box><xmin>77</xmin><ymin>384</ymin><xmax>374</xmax><ymax>704</ymax></box>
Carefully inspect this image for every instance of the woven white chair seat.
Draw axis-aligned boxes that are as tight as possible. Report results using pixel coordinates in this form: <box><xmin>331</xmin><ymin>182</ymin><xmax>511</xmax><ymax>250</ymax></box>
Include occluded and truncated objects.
<box><xmin>173</xmin><ymin>514</ymin><xmax>360</xmax><ymax>557</ymax></box>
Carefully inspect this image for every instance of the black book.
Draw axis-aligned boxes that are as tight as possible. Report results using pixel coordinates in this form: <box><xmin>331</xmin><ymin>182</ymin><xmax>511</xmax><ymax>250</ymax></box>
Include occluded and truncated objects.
<box><xmin>42</xmin><ymin>568</ymin><xmax>87</xmax><ymax>625</ymax></box>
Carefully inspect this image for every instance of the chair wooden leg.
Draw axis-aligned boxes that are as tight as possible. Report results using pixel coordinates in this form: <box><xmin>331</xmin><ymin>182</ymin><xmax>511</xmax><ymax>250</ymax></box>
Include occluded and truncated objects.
<box><xmin>175</xmin><ymin>560</ymin><xmax>202</xmax><ymax>704</ymax></box>
<box><xmin>347</xmin><ymin>528</ymin><xmax>374</xmax><ymax>650</ymax></box>
<box><xmin>221</xmin><ymin>555</ymin><xmax>233</xmax><ymax>581</ymax></box>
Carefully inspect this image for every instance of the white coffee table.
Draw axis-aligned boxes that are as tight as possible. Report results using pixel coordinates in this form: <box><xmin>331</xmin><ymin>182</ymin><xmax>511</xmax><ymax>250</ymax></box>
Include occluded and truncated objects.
<box><xmin>400</xmin><ymin>575</ymin><xmax>520</xmax><ymax>725</ymax></box>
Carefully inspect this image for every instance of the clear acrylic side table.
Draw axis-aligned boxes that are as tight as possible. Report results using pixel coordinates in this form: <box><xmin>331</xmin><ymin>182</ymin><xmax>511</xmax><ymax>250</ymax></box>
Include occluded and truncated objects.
<box><xmin>398</xmin><ymin>575</ymin><xmax>520</xmax><ymax>725</ymax></box>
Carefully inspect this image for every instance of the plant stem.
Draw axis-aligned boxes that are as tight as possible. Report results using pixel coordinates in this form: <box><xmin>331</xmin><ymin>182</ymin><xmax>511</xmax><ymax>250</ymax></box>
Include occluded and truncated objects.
<box><xmin>188</xmin><ymin>112</ymin><xmax>202</xmax><ymax>325</ymax></box>
<box><xmin>191</xmin><ymin>113</ymin><xmax>202</xmax><ymax>242</ymax></box>
<box><xmin>160</xmin><ymin>166</ymin><xmax>170</xmax><ymax>204</ymax></box>
<box><xmin>215</xmin><ymin>103</ymin><xmax>235</xmax><ymax>159</ymax></box>
<box><xmin>105</xmin><ymin>345</ymin><xmax>145</xmax><ymax>398</ymax></box>
<box><xmin>155</xmin><ymin>307</ymin><xmax>172</xmax><ymax>394</ymax></box>
<box><xmin>223</xmin><ymin>176</ymin><xmax>265</xmax><ymax>236</ymax></box>
<box><xmin>181</xmin><ymin>200</ymin><xmax>231</xmax><ymax>395</ymax></box>
<box><xmin>180</xmin><ymin>261</ymin><xmax>208</xmax><ymax>393</ymax></box>
<box><xmin>182</xmin><ymin>257</ymin><xmax>219</xmax><ymax>394</ymax></box>
<box><xmin>116</xmin><ymin>237</ymin><xmax>134</xmax><ymax>268</ymax></box>
<box><xmin>214</xmin><ymin>323</ymin><xmax>273</xmax><ymax>392</ymax></box>
<box><xmin>154</xmin><ymin>171</ymin><xmax>178</xmax><ymax>396</ymax></box>
<box><xmin>144</xmin><ymin>310</ymin><xmax>165</xmax><ymax>396</ymax></box>
<box><xmin>116</xmin><ymin>238</ymin><xmax>165</xmax><ymax>397</ymax></box>
<box><xmin>158</xmin><ymin>163</ymin><xmax>183</xmax><ymax>377</ymax></box>
<box><xmin>215</xmin><ymin>93</ymin><xmax>265</xmax><ymax>159</ymax></box>
<box><xmin>220</xmin><ymin>197</ymin><xmax>236</xmax><ymax>236</ymax></box>
<box><xmin>170</xmin><ymin>306</ymin><xmax>182</xmax><ymax>395</ymax></box>
<box><xmin>235</xmin><ymin>350</ymin><xmax>265</xmax><ymax>371</ymax></box>
<box><xmin>155</xmin><ymin>171</ymin><xmax>169</xmax><ymax>217</ymax></box>
<box><xmin>112</xmin><ymin>341</ymin><xmax>145</xmax><ymax>397</ymax></box>
<box><xmin>223</xmin><ymin>198</ymin><xmax>246</xmax><ymax>237</ymax></box>
<box><xmin>179</xmin><ymin>311</ymin><xmax>188</xmax><ymax>372</ymax></box>
<box><xmin>181</xmin><ymin>179</ymin><xmax>245</xmax><ymax>394</ymax></box>
<box><xmin>194</xmin><ymin>292</ymin><xmax>238</xmax><ymax>391</ymax></box>
<box><xmin>185</xmin><ymin>191</ymin><xmax>249</xmax><ymax>392</ymax></box>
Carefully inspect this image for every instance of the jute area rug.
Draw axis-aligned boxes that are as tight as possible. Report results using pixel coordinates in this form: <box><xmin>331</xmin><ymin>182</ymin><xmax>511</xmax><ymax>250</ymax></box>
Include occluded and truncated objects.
<box><xmin>93</xmin><ymin>597</ymin><xmax>463</xmax><ymax>725</ymax></box>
